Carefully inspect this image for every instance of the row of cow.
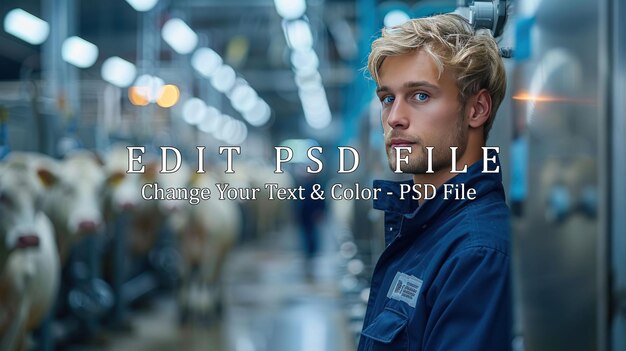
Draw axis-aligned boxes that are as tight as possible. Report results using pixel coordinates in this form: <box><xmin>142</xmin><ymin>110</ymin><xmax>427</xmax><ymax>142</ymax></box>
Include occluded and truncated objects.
<box><xmin>0</xmin><ymin>146</ymin><xmax>295</xmax><ymax>349</ymax></box>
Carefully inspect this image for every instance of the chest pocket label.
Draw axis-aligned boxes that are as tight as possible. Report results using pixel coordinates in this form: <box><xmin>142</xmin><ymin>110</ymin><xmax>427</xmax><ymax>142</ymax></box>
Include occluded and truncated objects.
<box><xmin>387</xmin><ymin>272</ymin><xmax>422</xmax><ymax>308</ymax></box>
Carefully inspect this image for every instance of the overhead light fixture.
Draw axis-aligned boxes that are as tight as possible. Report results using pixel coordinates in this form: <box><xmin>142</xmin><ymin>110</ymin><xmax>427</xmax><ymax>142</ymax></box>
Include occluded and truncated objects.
<box><xmin>3</xmin><ymin>8</ymin><xmax>49</xmax><ymax>45</ymax></box>
<box><xmin>220</xmin><ymin>119</ymin><xmax>247</xmax><ymax>144</ymax></box>
<box><xmin>230</xmin><ymin>84</ymin><xmax>258</xmax><ymax>113</ymax></box>
<box><xmin>210</xmin><ymin>65</ymin><xmax>236</xmax><ymax>93</ymax></box>
<box><xmin>243</xmin><ymin>99</ymin><xmax>271</xmax><ymax>127</ymax></box>
<box><xmin>128</xmin><ymin>87</ymin><xmax>149</xmax><ymax>106</ymax></box>
<box><xmin>133</xmin><ymin>74</ymin><xmax>164</xmax><ymax>102</ymax></box>
<box><xmin>285</xmin><ymin>19</ymin><xmax>313</xmax><ymax>51</ymax></box>
<box><xmin>156</xmin><ymin>84</ymin><xmax>180</xmax><ymax>108</ymax></box>
<box><xmin>101</xmin><ymin>56</ymin><xmax>137</xmax><ymax>87</ymax></box>
<box><xmin>383</xmin><ymin>9</ymin><xmax>410</xmax><ymax>28</ymax></box>
<box><xmin>198</xmin><ymin>106</ymin><xmax>222</xmax><ymax>133</ymax></box>
<box><xmin>182</xmin><ymin>97</ymin><xmax>207</xmax><ymax>125</ymax></box>
<box><xmin>191</xmin><ymin>47</ymin><xmax>223</xmax><ymax>78</ymax></box>
<box><xmin>162</xmin><ymin>18</ymin><xmax>198</xmax><ymax>55</ymax></box>
<box><xmin>291</xmin><ymin>48</ymin><xmax>319</xmax><ymax>74</ymax></box>
<box><xmin>62</xmin><ymin>36</ymin><xmax>99</xmax><ymax>68</ymax></box>
<box><xmin>124</xmin><ymin>0</ymin><xmax>159</xmax><ymax>12</ymax></box>
<box><xmin>274</xmin><ymin>0</ymin><xmax>306</xmax><ymax>20</ymax></box>
<box><xmin>301</xmin><ymin>86</ymin><xmax>331</xmax><ymax>129</ymax></box>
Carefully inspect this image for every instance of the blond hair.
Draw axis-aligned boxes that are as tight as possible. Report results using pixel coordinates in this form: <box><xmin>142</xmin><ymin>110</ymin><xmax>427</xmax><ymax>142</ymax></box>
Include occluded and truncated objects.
<box><xmin>367</xmin><ymin>14</ymin><xmax>506</xmax><ymax>141</ymax></box>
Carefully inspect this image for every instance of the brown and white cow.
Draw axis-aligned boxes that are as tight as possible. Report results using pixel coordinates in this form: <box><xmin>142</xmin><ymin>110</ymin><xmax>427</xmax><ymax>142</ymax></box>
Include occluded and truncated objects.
<box><xmin>37</xmin><ymin>150</ymin><xmax>106</xmax><ymax>263</ymax></box>
<box><xmin>0</xmin><ymin>156</ymin><xmax>60</xmax><ymax>351</ymax></box>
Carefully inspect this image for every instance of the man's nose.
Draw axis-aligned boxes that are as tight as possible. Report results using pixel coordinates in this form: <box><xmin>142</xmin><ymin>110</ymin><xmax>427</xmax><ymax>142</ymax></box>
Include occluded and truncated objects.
<box><xmin>387</xmin><ymin>100</ymin><xmax>410</xmax><ymax>129</ymax></box>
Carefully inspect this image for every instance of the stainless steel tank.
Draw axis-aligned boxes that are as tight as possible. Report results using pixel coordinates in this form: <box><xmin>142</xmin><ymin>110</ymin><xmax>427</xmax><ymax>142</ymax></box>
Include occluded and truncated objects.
<box><xmin>510</xmin><ymin>0</ymin><xmax>612</xmax><ymax>349</ymax></box>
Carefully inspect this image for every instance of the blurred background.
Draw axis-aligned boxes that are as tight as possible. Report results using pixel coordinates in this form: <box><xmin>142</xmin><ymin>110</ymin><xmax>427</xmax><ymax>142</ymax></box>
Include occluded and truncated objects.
<box><xmin>0</xmin><ymin>0</ymin><xmax>624</xmax><ymax>350</ymax></box>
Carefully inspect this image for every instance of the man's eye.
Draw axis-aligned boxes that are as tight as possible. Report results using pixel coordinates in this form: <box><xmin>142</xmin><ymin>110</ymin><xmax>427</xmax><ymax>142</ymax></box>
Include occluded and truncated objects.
<box><xmin>381</xmin><ymin>96</ymin><xmax>395</xmax><ymax>105</ymax></box>
<box><xmin>414</xmin><ymin>93</ymin><xmax>429</xmax><ymax>102</ymax></box>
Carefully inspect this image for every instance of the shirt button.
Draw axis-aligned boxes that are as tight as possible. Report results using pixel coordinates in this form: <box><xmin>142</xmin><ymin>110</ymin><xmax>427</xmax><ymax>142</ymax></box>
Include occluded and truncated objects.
<box><xmin>389</xmin><ymin>227</ymin><xmax>393</xmax><ymax>231</ymax></box>
<box><xmin>422</xmin><ymin>224</ymin><xmax>427</xmax><ymax>229</ymax></box>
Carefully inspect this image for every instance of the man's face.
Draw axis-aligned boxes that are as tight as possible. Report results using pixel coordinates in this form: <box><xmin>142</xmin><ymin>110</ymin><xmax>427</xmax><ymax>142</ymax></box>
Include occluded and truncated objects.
<box><xmin>376</xmin><ymin>49</ymin><xmax>468</xmax><ymax>174</ymax></box>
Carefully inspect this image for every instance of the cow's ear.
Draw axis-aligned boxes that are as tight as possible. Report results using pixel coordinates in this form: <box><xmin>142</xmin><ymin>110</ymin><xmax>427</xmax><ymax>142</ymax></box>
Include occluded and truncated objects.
<box><xmin>37</xmin><ymin>168</ymin><xmax>59</xmax><ymax>188</ymax></box>
<box><xmin>107</xmin><ymin>171</ymin><xmax>125</xmax><ymax>186</ymax></box>
<box><xmin>143</xmin><ymin>162</ymin><xmax>158</xmax><ymax>182</ymax></box>
<box><xmin>92</xmin><ymin>152</ymin><xmax>106</xmax><ymax>167</ymax></box>
<box><xmin>190</xmin><ymin>172</ymin><xmax>202</xmax><ymax>186</ymax></box>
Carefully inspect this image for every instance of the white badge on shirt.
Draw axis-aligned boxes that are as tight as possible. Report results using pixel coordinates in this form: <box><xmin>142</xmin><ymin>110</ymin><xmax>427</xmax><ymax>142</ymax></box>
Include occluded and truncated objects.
<box><xmin>387</xmin><ymin>272</ymin><xmax>423</xmax><ymax>308</ymax></box>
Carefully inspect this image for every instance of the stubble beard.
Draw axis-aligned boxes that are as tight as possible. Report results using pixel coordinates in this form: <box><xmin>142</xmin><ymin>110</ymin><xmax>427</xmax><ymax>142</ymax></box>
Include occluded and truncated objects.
<box><xmin>385</xmin><ymin>113</ymin><xmax>468</xmax><ymax>174</ymax></box>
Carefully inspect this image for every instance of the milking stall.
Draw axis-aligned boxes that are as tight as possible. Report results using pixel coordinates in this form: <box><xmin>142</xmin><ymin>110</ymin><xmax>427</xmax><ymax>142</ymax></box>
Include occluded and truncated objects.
<box><xmin>0</xmin><ymin>0</ymin><xmax>625</xmax><ymax>350</ymax></box>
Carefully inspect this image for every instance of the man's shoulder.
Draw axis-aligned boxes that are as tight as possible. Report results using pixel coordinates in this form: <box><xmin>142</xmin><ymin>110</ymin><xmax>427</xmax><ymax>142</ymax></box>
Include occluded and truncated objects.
<box><xmin>433</xmin><ymin>198</ymin><xmax>510</xmax><ymax>258</ymax></box>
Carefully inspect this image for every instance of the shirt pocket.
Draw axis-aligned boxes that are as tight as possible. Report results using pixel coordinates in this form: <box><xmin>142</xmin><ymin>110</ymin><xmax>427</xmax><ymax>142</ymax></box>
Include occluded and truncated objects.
<box><xmin>361</xmin><ymin>307</ymin><xmax>410</xmax><ymax>351</ymax></box>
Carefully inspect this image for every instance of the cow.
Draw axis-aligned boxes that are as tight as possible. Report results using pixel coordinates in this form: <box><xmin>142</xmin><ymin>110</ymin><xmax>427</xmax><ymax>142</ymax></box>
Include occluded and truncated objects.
<box><xmin>170</xmin><ymin>169</ymin><xmax>242</xmax><ymax>323</ymax></box>
<box><xmin>0</xmin><ymin>156</ymin><xmax>60</xmax><ymax>351</ymax></box>
<box><xmin>37</xmin><ymin>150</ymin><xmax>106</xmax><ymax>263</ymax></box>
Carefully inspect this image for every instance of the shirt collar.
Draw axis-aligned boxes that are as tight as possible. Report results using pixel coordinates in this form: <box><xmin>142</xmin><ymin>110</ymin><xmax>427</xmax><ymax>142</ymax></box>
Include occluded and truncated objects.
<box><xmin>373</xmin><ymin>149</ymin><xmax>504</xmax><ymax>223</ymax></box>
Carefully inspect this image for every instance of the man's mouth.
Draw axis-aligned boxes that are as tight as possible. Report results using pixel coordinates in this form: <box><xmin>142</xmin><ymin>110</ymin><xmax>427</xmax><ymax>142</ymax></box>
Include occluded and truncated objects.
<box><xmin>388</xmin><ymin>139</ymin><xmax>416</xmax><ymax>150</ymax></box>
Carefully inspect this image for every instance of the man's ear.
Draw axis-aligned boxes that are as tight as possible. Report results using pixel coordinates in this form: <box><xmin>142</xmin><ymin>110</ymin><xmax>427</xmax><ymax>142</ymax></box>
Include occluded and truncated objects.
<box><xmin>467</xmin><ymin>89</ymin><xmax>492</xmax><ymax>128</ymax></box>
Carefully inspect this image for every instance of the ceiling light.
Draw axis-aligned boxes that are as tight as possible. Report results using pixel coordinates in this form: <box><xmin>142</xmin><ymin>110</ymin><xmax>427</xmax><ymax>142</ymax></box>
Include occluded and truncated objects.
<box><xmin>291</xmin><ymin>48</ymin><xmax>319</xmax><ymax>74</ymax></box>
<box><xmin>3</xmin><ymin>8</ymin><xmax>49</xmax><ymax>45</ymax></box>
<box><xmin>128</xmin><ymin>87</ymin><xmax>149</xmax><ymax>106</ymax></box>
<box><xmin>384</xmin><ymin>10</ymin><xmax>410</xmax><ymax>28</ymax></box>
<box><xmin>211</xmin><ymin>65</ymin><xmax>236</xmax><ymax>93</ymax></box>
<box><xmin>198</xmin><ymin>106</ymin><xmax>222</xmax><ymax>133</ymax></box>
<box><xmin>182</xmin><ymin>98</ymin><xmax>207</xmax><ymax>125</ymax></box>
<box><xmin>101</xmin><ymin>56</ymin><xmax>136</xmax><ymax>87</ymax></box>
<box><xmin>62</xmin><ymin>36</ymin><xmax>99</xmax><ymax>68</ymax></box>
<box><xmin>274</xmin><ymin>0</ymin><xmax>306</xmax><ymax>20</ymax></box>
<box><xmin>285</xmin><ymin>19</ymin><xmax>313</xmax><ymax>51</ymax></box>
<box><xmin>156</xmin><ymin>84</ymin><xmax>180</xmax><ymax>108</ymax></box>
<box><xmin>191</xmin><ymin>47</ymin><xmax>223</xmax><ymax>78</ymax></box>
<box><xmin>124</xmin><ymin>0</ymin><xmax>159</xmax><ymax>12</ymax></box>
<box><xmin>162</xmin><ymin>18</ymin><xmax>198</xmax><ymax>55</ymax></box>
<box><xmin>230</xmin><ymin>84</ymin><xmax>258</xmax><ymax>113</ymax></box>
<box><xmin>243</xmin><ymin>99</ymin><xmax>271</xmax><ymax>127</ymax></box>
<box><xmin>133</xmin><ymin>74</ymin><xmax>164</xmax><ymax>102</ymax></box>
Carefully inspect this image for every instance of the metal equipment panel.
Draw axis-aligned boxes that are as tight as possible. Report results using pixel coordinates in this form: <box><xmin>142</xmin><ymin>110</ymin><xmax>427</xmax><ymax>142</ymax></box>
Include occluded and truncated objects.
<box><xmin>511</xmin><ymin>0</ymin><xmax>609</xmax><ymax>349</ymax></box>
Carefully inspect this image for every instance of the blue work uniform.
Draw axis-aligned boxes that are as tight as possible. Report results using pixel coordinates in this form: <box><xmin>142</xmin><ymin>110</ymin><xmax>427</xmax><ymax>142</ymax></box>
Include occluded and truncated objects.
<box><xmin>358</xmin><ymin>150</ymin><xmax>511</xmax><ymax>351</ymax></box>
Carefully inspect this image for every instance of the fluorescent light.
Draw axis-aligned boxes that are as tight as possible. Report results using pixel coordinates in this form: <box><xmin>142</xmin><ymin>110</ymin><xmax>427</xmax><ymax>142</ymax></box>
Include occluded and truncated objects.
<box><xmin>3</xmin><ymin>9</ymin><xmax>49</xmax><ymax>45</ymax></box>
<box><xmin>227</xmin><ymin>120</ymin><xmax>248</xmax><ymax>144</ymax></box>
<box><xmin>133</xmin><ymin>74</ymin><xmax>164</xmax><ymax>102</ymax></box>
<box><xmin>384</xmin><ymin>10</ymin><xmax>410</xmax><ymax>28</ymax></box>
<box><xmin>210</xmin><ymin>65</ymin><xmax>236</xmax><ymax>93</ymax></box>
<box><xmin>243</xmin><ymin>99</ymin><xmax>271</xmax><ymax>127</ymax></box>
<box><xmin>182</xmin><ymin>98</ymin><xmax>207</xmax><ymax>125</ymax></box>
<box><xmin>162</xmin><ymin>18</ymin><xmax>198</xmax><ymax>55</ymax></box>
<box><xmin>291</xmin><ymin>48</ymin><xmax>319</xmax><ymax>74</ymax></box>
<box><xmin>128</xmin><ymin>87</ymin><xmax>149</xmax><ymax>106</ymax></box>
<box><xmin>300</xmin><ymin>86</ymin><xmax>331</xmax><ymax>129</ymax></box>
<box><xmin>156</xmin><ymin>84</ymin><xmax>180</xmax><ymax>108</ymax></box>
<box><xmin>62</xmin><ymin>36</ymin><xmax>99</xmax><ymax>68</ymax></box>
<box><xmin>214</xmin><ymin>114</ymin><xmax>234</xmax><ymax>140</ymax></box>
<box><xmin>218</xmin><ymin>117</ymin><xmax>247</xmax><ymax>144</ymax></box>
<box><xmin>101</xmin><ymin>56</ymin><xmax>136</xmax><ymax>87</ymax></box>
<box><xmin>295</xmin><ymin>71</ymin><xmax>322</xmax><ymax>91</ymax></box>
<box><xmin>191</xmin><ymin>47</ymin><xmax>223</xmax><ymax>78</ymax></box>
<box><xmin>304</xmin><ymin>107</ymin><xmax>331</xmax><ymax>129</ymax></box>
<box><xmin>222</xmin><ymin>119</ymin><xmax>246</xmax><ymax>144</ymax></box>
<box><xmin>274</xmin><ymin>0</ymin><xmax>306</xmax><ymax>20</ymax></box>
<box><xmin>198</xmin><ymin>106</ymin><xmax>222</xmax><ymax>133</ymax></box>
<box><xmin>124</xmin><ymin>0</ymin><xmax>159</xmax><ymax>12</ymax></box>
<box><xmin>230</xmin><ymin>84</ymin><xmax>258</xmax><ymax>113</ymax></box>
<box><xmin>285</xmin><ymin>19</ymin><xmax>313</xmax><ymax>51</ymax></box>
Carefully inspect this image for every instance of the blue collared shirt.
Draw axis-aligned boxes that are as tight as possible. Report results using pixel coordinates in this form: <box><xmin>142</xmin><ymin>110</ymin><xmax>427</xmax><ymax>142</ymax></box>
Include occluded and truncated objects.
<box><xmin>358</xmin><ymin>151</ymin><xmax>511</xmax><ymax>351</ymax></box>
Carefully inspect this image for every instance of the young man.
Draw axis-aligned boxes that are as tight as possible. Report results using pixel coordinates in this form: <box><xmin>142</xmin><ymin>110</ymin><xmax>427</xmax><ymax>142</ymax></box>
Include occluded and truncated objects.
<box><xmin>358</xmin><ymin>14</ymin><xmax>511</xmax><ymax>351</ymax></box>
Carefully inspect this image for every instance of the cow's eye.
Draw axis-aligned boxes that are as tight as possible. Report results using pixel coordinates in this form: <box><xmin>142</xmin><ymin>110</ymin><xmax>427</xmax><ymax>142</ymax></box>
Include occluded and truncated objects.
<box><xmin>0</xmin><ymin>191</ymin><xmax>13</xmax><ymax>207</ymax></box>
